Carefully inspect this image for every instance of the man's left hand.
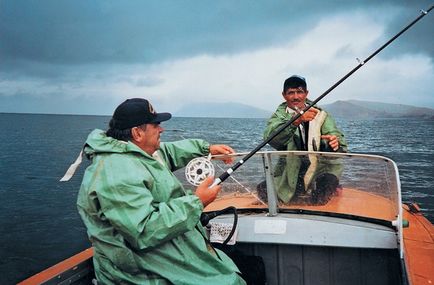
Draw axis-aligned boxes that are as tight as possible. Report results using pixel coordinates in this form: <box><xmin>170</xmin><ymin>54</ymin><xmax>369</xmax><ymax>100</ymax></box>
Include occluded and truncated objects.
<box><xmin>321</xmin><ymin>135</ymin><xmax>340</xmax><ymax>151</ymax></box>
<box><xmin>209</xmin><ymin>144</ymin><xmax>235</xmax><ymax>164</ymax></box>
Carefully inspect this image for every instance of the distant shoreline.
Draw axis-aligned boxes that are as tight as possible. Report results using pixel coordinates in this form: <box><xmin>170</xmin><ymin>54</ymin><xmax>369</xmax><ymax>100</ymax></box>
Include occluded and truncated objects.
<box><xmin>2</xmin><ymin>99</ymin><xmax>434</xmax><ymax>119</ymax></box>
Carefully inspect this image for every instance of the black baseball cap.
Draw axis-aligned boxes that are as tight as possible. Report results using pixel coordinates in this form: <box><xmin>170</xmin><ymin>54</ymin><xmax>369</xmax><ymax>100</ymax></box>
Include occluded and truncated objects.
<box><xmin>110</xmin><ymin>98</ymin><xmax>172</xmax><ymax>130</ymax></box>
<box><xmin>283</xmin><ymin>75</ymin><xmax>307</xmax><ymax>92</ymax></box>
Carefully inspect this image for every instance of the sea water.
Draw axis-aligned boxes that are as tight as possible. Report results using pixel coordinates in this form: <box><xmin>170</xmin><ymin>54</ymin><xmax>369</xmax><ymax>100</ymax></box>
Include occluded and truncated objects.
<box><xmin>0</xmin><ymin>113</ymin><xmax>433</xmax><ymax>284</ymax></box>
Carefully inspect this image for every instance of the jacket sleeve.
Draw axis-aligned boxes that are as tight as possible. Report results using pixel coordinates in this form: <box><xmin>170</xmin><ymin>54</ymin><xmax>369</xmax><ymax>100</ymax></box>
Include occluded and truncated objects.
<box><xmin>263</xmin><ymin>109</ymin><xmax>298</xmax><ymax>150</ymax></box>
<box><xmin>95</xmin><ymin>155</ymin><xmax>203</xmax><ymax>251</ymax></box>
<box><xmin>320</xmin><ymin>113</ymin><xmax>348</xmax><ymax>152</ymax></box>
<box><xmin>158</xmin><ymin>139</ymin><xmax>210</xmax><ymax>171</ymax></box>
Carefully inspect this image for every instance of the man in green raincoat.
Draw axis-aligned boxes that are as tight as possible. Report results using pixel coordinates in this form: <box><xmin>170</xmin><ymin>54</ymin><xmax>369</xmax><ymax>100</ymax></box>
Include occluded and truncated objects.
<box><xmin>263</xmin><ymin>75</ymin><xmax>347</xmax><ymax>204</ymax></box>
<box><xmin>77</xmin><ymin>98</ymin><xmax>246</xmax><ymax>284</ymax></box>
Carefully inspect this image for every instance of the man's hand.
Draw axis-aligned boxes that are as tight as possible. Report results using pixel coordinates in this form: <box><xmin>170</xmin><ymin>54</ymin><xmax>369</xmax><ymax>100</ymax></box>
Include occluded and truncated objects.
<box><xmin>195</xmin><ymin>177</ymin><xmax>221</xmax><ymax>207</ymax></box>
<box><xmin>293</xmin><ymin>107</ymin><xmax>319</xmax><ymax>126</ymax></box>
<box><xmin>321</xmin><ymin>135</ymin><xmax>340</xmax><ymax>151</ymax></box>
<box><xmin>209</xmin><ymin>144</ymin><xmax>235</xmax><ymax>164</ymax></box>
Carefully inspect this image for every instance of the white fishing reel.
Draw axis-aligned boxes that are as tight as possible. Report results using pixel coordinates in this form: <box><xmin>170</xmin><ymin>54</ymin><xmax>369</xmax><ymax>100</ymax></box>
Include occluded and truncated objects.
<box><xmin>185</xmin><ymin>154</ymin><xmax>215</xmax><ymax>186</ymax></box>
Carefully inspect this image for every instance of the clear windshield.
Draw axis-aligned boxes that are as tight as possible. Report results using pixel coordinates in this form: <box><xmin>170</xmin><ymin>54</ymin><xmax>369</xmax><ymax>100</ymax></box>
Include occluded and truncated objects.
<box><xmin>176</xmin><ymin>151</ymin><xmax>400</xmax><ymax>222</ymax></box>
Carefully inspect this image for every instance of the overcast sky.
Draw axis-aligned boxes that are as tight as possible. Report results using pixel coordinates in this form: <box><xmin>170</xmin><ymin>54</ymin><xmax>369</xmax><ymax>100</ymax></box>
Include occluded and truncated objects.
<box><xmin>1</xmin><ymin>0</ymin><xmax>433</xmax><ymax>115</ymax></box>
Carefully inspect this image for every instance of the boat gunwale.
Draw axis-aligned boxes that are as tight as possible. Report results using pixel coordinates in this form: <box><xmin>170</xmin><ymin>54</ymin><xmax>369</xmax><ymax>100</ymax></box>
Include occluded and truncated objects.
<box><xmin>205</xmin><ymin>206</ymin><xmax>395</xmax><ymax>229</ymax></box>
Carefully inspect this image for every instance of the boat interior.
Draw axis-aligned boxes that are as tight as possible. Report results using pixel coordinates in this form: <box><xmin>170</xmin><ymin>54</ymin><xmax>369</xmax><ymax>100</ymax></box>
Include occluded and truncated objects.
<box><xmin>215</xmin><ymin>238</ymin><xmax>402</xmax><ymax>285</ymax></box>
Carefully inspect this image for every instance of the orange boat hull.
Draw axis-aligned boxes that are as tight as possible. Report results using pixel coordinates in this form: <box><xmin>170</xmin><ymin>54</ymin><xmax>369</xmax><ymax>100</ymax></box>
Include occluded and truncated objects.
<box><xmin>19</xmin><ymin>193</ymin><xmax>433</xmax><ymax>285</ymax></box>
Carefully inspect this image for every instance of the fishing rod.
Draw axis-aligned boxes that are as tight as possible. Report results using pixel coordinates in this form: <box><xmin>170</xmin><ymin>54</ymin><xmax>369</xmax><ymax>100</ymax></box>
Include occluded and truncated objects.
<box><xmin>210</xmin><ymin>5</ymin><xmax>433</xmax><ymax>188</ymax></box>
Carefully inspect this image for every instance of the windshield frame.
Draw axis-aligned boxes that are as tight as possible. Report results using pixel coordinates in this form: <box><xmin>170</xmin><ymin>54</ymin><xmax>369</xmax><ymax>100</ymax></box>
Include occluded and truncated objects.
<box><xmin>208</xmin><ymin>150</ymin><xmax>404</xmax><ymax>255</ymax></box>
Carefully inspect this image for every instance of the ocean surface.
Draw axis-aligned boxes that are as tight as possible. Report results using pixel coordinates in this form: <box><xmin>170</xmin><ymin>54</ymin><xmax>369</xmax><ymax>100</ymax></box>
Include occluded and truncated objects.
<box><xmin>0</xmin><ymin>113</ymin><xmax>433</xmax><ymax>284</ymax></box>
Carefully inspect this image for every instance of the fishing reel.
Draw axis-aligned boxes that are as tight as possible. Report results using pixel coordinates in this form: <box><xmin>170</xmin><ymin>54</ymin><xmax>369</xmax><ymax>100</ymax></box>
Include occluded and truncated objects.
<box><xmin>185</xmin><ymin>154</ymin><xmax>215</xmax><ymax>186</ymax></box>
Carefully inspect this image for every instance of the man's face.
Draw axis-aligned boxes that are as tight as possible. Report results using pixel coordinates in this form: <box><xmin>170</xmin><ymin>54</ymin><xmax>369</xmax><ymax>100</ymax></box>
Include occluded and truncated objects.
<box><xmin>136</xmin><ymin>123</ymin><xmax>164</xmax><ymax>155</ymax></box>
<box><xmin>282</xmin><ymin>87</ymin><xmax>308</xmax><ymax>110</ymax></box>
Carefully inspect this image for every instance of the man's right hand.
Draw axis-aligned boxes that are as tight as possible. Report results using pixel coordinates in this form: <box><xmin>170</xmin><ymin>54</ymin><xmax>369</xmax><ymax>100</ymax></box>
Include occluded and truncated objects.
<box><xmin>293</xmin><ymin>107</ymin><xmax>319</xmax><ymax>126</ymax></box>
<box><xmin>195</xmin><ymin>177</ymin><xmax>221</xmax><ymax>207</ymax></box>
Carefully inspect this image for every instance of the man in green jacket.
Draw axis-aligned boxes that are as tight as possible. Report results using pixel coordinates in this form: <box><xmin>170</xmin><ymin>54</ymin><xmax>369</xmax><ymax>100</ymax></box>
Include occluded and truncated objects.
<box><xmin>263</xmin><ymin>75</ymin><xmax>347</xmax><ymax>204</ymax></box>
<box><xmin>77</xmin><ymin>98</ymin><xmax>246</xmax><ymax>284</ymax></box>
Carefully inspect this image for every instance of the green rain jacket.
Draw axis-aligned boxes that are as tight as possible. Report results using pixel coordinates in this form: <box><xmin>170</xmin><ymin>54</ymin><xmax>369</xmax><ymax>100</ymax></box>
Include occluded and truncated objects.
<box><xmin>263</xmin><ymin>101</ymin><xmax>348</xmax><ymax>203</ymax></box>
<box><xmin>77</xmin><ymin>129</ymin><xmax>245</xmax><ymax>285</ymax></box>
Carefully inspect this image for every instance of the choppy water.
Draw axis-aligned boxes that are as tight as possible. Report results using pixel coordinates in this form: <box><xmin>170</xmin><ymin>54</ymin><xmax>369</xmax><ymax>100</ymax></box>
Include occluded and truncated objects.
<box><xmin>0</xmin><ymin>113</ymin><xmax>433</xmax><ymax>284</ymax></box>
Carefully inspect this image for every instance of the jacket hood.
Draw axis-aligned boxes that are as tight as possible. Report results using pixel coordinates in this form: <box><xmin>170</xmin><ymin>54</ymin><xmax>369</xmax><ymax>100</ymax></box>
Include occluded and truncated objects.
<box><xmin>84</xmin><ymin>129</ymin><xmax>149</xmax><ymax>157</ymax></box>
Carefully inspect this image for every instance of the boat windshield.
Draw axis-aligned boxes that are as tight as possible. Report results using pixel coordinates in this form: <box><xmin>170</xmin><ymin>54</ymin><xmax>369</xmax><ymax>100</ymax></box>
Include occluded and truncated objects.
<box><xmin>175</xmin><ymin>151</ymin><xmax>400</xmax><ymax>222</ymax></box>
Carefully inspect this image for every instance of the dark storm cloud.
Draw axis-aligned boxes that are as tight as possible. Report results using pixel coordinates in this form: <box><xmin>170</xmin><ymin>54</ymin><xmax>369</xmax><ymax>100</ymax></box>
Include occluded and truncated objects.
<box><xmin>1</xmin><ymin>0</ymin><xmax>432</xmax><ymax>71</ymax></box>
<box><xmin>383</xmin><ymin>2</ymin><xmax>433</xmax><ymax>60</ymax></box>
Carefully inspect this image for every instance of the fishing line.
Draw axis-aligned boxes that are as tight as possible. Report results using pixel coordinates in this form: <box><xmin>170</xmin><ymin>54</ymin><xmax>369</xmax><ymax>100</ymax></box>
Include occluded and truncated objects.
<box><xmin>210</xmin><ymin>5</ymin><xmax>433</xmax><ymax>188</ymax></box>
<box><xmin>212</xmin><ymin>158</ymin><xmax>267</xmax><ymax>206</ymax></box>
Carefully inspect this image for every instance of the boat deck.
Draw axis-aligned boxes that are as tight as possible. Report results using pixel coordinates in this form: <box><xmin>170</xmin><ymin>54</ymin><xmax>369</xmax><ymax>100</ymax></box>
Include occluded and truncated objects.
<box><xmin>207</xmin><ymin>187</ymin><xmax>397</xmax><ymax>221</ymax></box>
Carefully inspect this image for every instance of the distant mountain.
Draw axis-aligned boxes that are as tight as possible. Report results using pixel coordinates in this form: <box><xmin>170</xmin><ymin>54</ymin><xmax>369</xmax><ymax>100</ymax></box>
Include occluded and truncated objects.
<box><xmin>174</xmin><ymin>100</ymin><xmax>434</xmax><ymax>119</ymax></box>
<box><xmin>174</xmin><ymin>102</ymin><xmax>271</xmax><ymax>118</ymax></box>
<box><xmin>321</xmin><ymin>100</ymin><xmax>434</xmax><ymax>119</ymax></box>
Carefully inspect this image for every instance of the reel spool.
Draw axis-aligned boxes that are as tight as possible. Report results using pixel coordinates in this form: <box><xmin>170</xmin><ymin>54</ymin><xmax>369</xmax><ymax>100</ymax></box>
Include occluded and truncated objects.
<box><xmin>185</xmin><ymin>154</ymin><xmax>215</xmax><ymax>186</ymax></box>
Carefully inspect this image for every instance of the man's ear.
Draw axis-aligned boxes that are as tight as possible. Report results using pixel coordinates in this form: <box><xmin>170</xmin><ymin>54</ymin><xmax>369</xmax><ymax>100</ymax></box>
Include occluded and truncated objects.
<box><xmin>131</xmin><ymin>127</ymin><xmax>142</xmax><ymax>142</ymax></box>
